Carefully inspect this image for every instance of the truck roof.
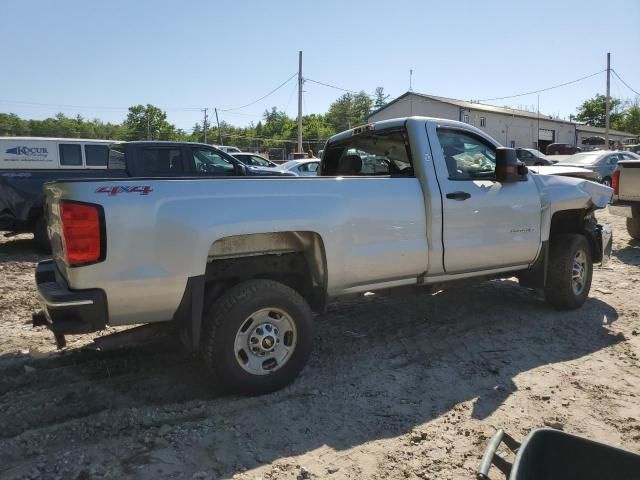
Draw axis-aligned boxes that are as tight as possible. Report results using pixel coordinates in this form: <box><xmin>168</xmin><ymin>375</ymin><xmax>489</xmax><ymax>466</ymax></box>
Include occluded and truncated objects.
<box><xmin>326</xmin><ymin>116</ymin><xmax>490</xmax><ymax>144</ymax></box>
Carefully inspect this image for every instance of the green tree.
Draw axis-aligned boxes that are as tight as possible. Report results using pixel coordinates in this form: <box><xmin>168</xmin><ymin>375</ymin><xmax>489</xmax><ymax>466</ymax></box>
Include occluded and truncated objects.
<box><xmin>373</xmin><ymin>87</ymin><xmax>390</xmax><ymax>109</ymax></box>
<box><xmin>575</xmin><ymin>94</ymin><xmax>623</xmax><ymax>128</ymax></box>
<box><xmin>124</xmin><ymin>104</ymin><xmax>176</xmax><ymax>140</ymax></box>
<box><xmin>617</xmin><ymin>98</ymin><xmax>640</xmax><ymax>135</ymax></box>
<box><xmin>325</xmin><ymin>92</ymin><xmax>373</xmax><ymax>132</ymax></box>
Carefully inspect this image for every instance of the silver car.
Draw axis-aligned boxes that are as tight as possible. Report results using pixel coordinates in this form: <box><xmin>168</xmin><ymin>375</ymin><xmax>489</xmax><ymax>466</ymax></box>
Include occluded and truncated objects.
<box><xmin>554</xmin><ymin>150</ymin><xmax>640</xmax><ymax>187</ymax></box>
<box><xmin>276</xmin><ymin>159</ymin><xmax>320</xmax><ymax>176</ymax></box>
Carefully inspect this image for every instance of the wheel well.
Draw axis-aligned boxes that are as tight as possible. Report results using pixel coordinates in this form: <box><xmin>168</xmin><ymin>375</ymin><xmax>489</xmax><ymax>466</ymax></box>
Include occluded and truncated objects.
<box><xmin>27</xmin><ymin>206</ymin><xmax>44</xmax><ymax>229</ymax></box>
<box><xmin>204</xmin><ymin>232</ymin><xmax>328</xmax><ymax>313</ymax></box>
<box><xmin>549</xmin><ymin>209</ymin><xmax>601</xmax><ymax>263</ymax></box>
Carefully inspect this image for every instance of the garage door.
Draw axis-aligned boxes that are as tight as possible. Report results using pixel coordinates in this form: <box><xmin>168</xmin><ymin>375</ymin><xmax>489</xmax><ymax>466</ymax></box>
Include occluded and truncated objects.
<box><xmin>539</xmin><ymin>129</ymin><xmax>555</xmax><ymax>141</ymax></box>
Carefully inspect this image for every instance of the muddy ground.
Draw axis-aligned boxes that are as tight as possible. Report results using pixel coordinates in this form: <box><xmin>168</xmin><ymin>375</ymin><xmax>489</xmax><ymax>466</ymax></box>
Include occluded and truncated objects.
<box><xmin>0</xmin><ymin>209</ymin><xmax>638</xmax><ymax>480</ymax></box>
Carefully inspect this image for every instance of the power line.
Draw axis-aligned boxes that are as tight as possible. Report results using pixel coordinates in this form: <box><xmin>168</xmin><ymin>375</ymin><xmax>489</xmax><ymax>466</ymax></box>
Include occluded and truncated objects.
<box><xmin>304</xmin><ymin>78</ymin><xmax>376</xmax><ymax>98</ymax></box>
<box><xmin>476</xmin><ymin>70</ymin><xmax>606</xmax><ymax>102</ymax></box>
<box><xmin>218</xmin><ymin>72</ymin><xmax>297</xmax><ymax>112</ymax></box>
<box><xmin>612</xmin><ymin>69</ymin><xmax>640</xmax><ymax>97</ymax></box>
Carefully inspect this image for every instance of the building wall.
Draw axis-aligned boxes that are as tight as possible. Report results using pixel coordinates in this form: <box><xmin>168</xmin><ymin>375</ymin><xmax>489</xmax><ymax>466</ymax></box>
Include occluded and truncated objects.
<box><xmin>368</xmin><ymin>94</ymin><xmax>577</xmax><ymax>148</ymax></box>
<box><xmin>576</xmin><ymin>129</ymin><xmax>636</xmax><ymax>149</ymax></box>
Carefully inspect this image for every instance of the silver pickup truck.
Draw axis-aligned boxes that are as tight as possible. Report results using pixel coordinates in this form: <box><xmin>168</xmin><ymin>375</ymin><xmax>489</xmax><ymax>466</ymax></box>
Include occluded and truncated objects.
<box><xmin>609</xmin><ymin>159</ymin><xmax>640</xmax><ymax>240</ymax></box>
<box><xmin>34</xmin><ymin>117</ymin><xmax>613</xmax><ymax>394</ymax></box>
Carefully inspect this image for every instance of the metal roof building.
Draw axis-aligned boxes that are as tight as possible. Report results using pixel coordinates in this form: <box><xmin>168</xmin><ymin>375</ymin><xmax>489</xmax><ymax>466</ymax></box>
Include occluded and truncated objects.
<box><xmin>366</xmin><ymin>91</ymin><xmax>636</xmax><ymax>151</ymax></box>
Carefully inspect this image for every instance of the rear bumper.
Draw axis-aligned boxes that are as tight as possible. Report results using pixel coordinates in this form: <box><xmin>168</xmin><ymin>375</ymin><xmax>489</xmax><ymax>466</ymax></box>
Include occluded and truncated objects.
<box><xmin>34</xmin><ymin>260</ymin><xmax>108</xmax><ymax>335</ymax></box>
<box><xmin>609</xmin><ymin>202</ymin><xmax>638</xmax><ymax>218</ymax></box>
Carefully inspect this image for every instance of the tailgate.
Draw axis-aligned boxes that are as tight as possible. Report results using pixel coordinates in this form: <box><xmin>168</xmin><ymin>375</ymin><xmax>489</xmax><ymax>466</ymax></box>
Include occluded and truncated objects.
<box><xmin>618</xmin><ymin>161</ymin><xmax>640</xmax><ymax>202</ymax></box>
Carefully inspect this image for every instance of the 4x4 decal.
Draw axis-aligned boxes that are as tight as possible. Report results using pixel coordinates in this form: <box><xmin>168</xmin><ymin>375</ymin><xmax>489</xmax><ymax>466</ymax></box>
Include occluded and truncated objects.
<box><xmin>95</xmin><ymin>185</ymin><xmax>153</xmax><ymax>196</ymax></box>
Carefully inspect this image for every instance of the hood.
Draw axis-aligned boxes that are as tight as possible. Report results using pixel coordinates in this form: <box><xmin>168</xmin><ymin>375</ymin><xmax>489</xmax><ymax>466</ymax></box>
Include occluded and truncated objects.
<box><xmin>245</xmin><ymin>166</ymin><xmax>295</xmax><ymax>176</ymax></box>
<box><xmin>529</xmin><ymin>165</ymin><xmax>594</xmax><ymax>176</ymax></box>
<box><xmin>531</xmin><ymin>172</ymin><xmax>612</xmax><ymax>217</ymax></box>
<box><xmin>553</xmin><ymin>162</ymin><xmax>595</xmax><ymax>169</ymax></box>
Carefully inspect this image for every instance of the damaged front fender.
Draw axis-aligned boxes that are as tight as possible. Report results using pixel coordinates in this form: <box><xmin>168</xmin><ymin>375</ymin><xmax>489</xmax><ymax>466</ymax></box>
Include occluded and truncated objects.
<box><xmin>532</xmin><ymin>174</ymin><xmax>613</xmax><ymax>242</ymax></box>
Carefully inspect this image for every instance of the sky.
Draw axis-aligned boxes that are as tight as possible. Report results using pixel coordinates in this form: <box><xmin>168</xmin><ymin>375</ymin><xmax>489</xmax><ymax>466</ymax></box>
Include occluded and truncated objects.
<box><xmin>1</xmin><ymin>0</ymin><xmax>639</xmax><ymax>132</ymax></box>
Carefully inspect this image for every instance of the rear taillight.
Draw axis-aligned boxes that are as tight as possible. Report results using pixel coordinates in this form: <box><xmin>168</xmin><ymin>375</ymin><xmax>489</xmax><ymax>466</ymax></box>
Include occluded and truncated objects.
<box><xmin>611</xmin><ymin>169</ymin><xmax>620</xmax><ymax>195</ymax></box>
<box><xmin>59</xmin><ymin>201</ymin><xmax>104</xmax><ymax>266</ymax></box>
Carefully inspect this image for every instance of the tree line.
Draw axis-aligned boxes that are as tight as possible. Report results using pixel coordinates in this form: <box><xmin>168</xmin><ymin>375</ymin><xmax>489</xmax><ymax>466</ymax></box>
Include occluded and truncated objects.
<box><xmin>0</xmin><ymin>89</ymin><xmax>388</xmax><ymax>153</ymax></box>
<box><xmin>1</xmin><ymin>90</ymin><xmax>638</xmax><ymax>153</ymax></box>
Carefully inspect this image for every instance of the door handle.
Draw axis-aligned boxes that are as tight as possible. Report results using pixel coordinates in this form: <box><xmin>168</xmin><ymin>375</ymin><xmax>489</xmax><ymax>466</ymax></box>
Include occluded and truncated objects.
<box><xmin>446</xmin><ymin>191</ymin><xmax>471</xmax><ymax>201</ymax></box>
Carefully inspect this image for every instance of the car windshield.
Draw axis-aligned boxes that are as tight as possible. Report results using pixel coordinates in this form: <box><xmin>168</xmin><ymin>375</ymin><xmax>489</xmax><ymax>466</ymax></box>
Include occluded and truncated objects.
<box><xmin>563</xmin><ymin>152</ymin><xmax>603</xmax><ymax>165</ymax></box>
<box><xmin>245</xmin><ymin>155</ymin><xmax>271</xmax><ymax>167</ymax></box>
<box><xmin>279</xmin><ymin>160</ymin><xmax>301</xmax><ymax>170</ymax></box>
<box><xmin>526</xmin><ymin>149</ymin><xmax>547</xmax><ymax>159</ymax></box>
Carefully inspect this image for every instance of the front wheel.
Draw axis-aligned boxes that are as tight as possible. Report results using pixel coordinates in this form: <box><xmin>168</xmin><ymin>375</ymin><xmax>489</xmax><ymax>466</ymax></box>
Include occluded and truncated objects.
<box><xmin>544</xmin><ymin>234</ymin><xmax>593</xmax><ymax>310</ymax></box>
<box><xmin>601</xmin><ymin>177</ymin><xmax>612</xmax><ymax>188</ymax></box>
<box><xmin>201</xmin><ymin>279</ymin><xmax>313</xmax><ymax>395</ymax></box>
<box><xmin>627</xmin><ymin>215</ymin><xmax>640</xmax><ymax>240</ymax></box>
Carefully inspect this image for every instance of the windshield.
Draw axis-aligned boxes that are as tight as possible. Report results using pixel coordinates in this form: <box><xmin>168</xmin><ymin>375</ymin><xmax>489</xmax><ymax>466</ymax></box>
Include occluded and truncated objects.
<box><xmin>279</xmin><ymin>160</ymin><xmax>300</xmax><ymax>170</ymax></box>
<box><xmin>527</xmin><ymin>149</ymin><xmax>547</xmax><ymax>159</ymax></box>
<box><xmin>245</xmin><ymin>155</ymin><xmax>272</xmax><ymax>167</ymax></box>
<box><xmin>563</xmin><ymin>152</ymin><xmax>603</xmax><ymax>165</ymax></box>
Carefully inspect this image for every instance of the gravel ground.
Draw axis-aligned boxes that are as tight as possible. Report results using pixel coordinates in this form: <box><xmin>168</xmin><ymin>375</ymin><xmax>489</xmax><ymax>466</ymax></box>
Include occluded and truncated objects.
<box><xmin>0</xmin><ymin>209</ymin><xmax>638</xmax><ymax>480</ymax></box>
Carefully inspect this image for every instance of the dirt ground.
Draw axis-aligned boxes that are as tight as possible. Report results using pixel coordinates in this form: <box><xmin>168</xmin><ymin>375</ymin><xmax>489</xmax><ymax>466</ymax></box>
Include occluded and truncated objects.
<box><xmin>0</xmin><ymin>209</ymin><xmax>638</xmax><ymax>480</ymax></box>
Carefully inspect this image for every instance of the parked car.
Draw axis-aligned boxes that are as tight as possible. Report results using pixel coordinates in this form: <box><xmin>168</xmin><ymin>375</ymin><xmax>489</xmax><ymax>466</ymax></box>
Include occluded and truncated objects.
<box><xmin>212</xmin><ymin>145</ymin><xmax>241</xmax><ymax>154</ymax></box>
<box><xmin>554</xmin><ymin>150</ymin><xmax>640</xmax><ymax>187</ymax></box>
<box><xmin>546</xmin><ymin>143</ymin><xmax>582</xmax><ymax>155</ymax></box>
<box><xmin>0</xmin><ymin>139</ymin><xmax>291</xmax><ymax>250</ymax></box>
<box><xmin>277</xmin><ymin>159</ymin><xmax>320</xmax><ymax>176</ymax></box>
<box><xmin>515</xmin><ymin>148</ymin><xmax>552</xmax><ymax>165</ymax></box>
<box><xmin>33</xmin><ymin>116</ymin><xmax>612</xmax><ymax>395</ymax></box>
<box><xmin>527</xmin><ymin>164</ymin><xmax>601</xmax><ymax>183</ymax></box>
<box><xmin>232</xmin><ymin>152</ymin><xmax>278</xmax><ymax>168</ymax></box>
<box><xmin>609</xmin><ymin>157</ymin><xmax>640</xmax><ymax>240</ymax></box>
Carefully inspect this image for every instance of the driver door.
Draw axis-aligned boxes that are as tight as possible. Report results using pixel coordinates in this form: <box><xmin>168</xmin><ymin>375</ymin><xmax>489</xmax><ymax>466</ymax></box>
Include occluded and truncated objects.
<box><xmin>428</xmin><ymin>126</ymin><xmax>542</xmax><ymax>274</ymax></box>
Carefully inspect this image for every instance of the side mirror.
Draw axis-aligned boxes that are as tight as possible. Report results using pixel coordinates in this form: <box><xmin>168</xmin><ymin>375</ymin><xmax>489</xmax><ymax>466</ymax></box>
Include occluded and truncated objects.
<box><xmin>495</xmin><ymin>148</ymin><xmax>526</xmax><ymax>182</ymax></box>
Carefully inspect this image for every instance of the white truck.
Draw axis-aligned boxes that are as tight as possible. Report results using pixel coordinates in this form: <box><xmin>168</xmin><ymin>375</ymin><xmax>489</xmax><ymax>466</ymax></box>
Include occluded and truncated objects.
<box><xmin>609</xmin><ymin>158</ymin><xmax>640</xmax><ymax>239</ymax></box>
<box><xmin>33</xmin><ymin>117</ymin><xmax>613</xmax><ymax>394</ymax></box>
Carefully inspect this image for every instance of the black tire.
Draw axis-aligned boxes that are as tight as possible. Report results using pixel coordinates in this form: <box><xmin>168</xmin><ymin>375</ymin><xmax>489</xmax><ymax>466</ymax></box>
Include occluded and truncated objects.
<box><xmin>33</xmin><ymin>217</ymin><xmax>51</xmax><ymax>253</ymax></box>
<box><xmin>544</xmin><ymin>234</ymin><xmax>592</xmax><ymax>310</ymax></box>
<box><xmin>627</xmin><ymin>215</ymin><xmax>640</xmax><ymax>241</ymax></box>
<box><xmin>201</xmin><ymin>279</ymin><xmax>313</xmax><ymax>395</ymax></box>
<box><xmin>602</xmin><ymin>177</ymin><xmax>612</xmax><ymax>187</ymax></box>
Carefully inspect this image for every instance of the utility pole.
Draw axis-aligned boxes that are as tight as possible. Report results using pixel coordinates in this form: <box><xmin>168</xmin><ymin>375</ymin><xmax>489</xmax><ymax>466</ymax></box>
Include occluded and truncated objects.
<box><xmin>201</xmin><ymin>108</ymin><xmax>208</xmax><ymax>144</ymax></box>
<box><xmin>537</xmin><ymin>95</ymin><xmax>540</xmax><ymax>149</ymax></box>
<box><xmin>146</xmin><ymin>113</ymin><xmax>150</xmax><ymax>140</ymax></box>
<box><xmin>214</xmin><ymin>108</ymin><xmax>222</xmax><ymax>145</ymax></box>
<box><xmin>409</xmin><ymin>69</ymin><xmax>413</xmax><ymax>91</ymax></box>
<box><xmin>297</xmin><ymin>50</ymin><xmax>303</xmax><ymax>153</ymax></box>
<box><xmin>605</xmin><ymin>52</ymin><xmax>611</xmax><ymax>150</ymax></box>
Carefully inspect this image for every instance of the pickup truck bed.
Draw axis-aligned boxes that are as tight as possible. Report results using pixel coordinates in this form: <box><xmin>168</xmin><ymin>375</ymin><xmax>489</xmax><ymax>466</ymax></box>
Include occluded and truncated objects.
<box><xmin>33</xmin><ymin>117</ymin><xmax>613</xmax><ymax>394</ymax></box>
<box><xmin>609</xmin><ymin>159</ymin><xmax>640</xmax><ymax>239</ymax></box>
<box><xmin>1</xmin><ymin>141</ymin><xmax>291</xmax><ymax>250</ymax></box>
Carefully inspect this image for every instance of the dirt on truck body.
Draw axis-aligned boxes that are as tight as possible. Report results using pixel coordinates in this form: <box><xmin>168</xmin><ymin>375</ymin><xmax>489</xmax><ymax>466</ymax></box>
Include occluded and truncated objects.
<box><xmin>0</xmin><ymin>209</ymin><xmax>638</xmax><ymax>479</ymax></box>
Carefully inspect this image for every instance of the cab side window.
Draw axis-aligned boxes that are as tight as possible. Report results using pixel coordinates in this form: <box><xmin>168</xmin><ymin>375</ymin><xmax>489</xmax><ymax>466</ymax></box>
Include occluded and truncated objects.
<box><xmin>85</xmin><ymin>145</ymin><xmax>109</xmax><ymax>167</ymax></box>
<box><xmin>59</xmin><ymin>144</ymin><xmax>82</xmax><ymax>167</ymax></box>
<box><xmin>436</xmin><ymin>129</ymin><xmax>496</xmax><ymax>180</ymax></box>
<box><xmin>141</xmin><ymin>148</ymin><xmax>183</xmax><ymax>174</ymax></box>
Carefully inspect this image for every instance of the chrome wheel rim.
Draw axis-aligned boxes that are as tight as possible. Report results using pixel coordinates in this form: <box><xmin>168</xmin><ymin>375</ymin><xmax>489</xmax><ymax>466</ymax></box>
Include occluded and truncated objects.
<box><xmin>234</xmin><ymin>308</ymin><xmax>297</xmax><ymax>375</ymax></box>
<box><xmin>572</xmin><ymin>249</ymin><xmax>588</xmax><ymax>295</ymax></box>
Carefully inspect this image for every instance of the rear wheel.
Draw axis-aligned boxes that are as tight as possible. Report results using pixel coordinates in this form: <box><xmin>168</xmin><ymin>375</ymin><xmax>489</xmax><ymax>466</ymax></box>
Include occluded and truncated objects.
<box><xmin>201</xmin><ymin>279</ymin><xmax>313</xmax><ymax>395</ymax></box>
<box><xmin>602</xmin><ymin>177</ymin><xmax>612</xmax><ymax>187</ymax></box>
<box><xmin>544</xmin><ymin>234</ymin><xmax>592</xmax><ymax>310</ymax></box>
<box><xmin>33</xmin><ymin>217</ymin><xmax>51</xmax><ymax>253</ymax></box>
<box><xmin>627</xmin><ymin>215</ymin><xmax>640</xmax><ymax>240</ymax></box>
